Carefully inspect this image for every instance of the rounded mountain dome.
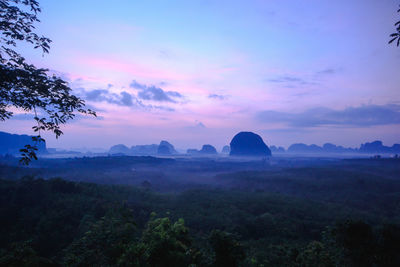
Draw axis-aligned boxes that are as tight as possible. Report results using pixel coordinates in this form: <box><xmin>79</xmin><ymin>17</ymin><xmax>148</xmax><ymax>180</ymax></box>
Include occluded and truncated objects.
<box><xmin>229</xmin><ymin>132</ymin><xmax>271</xmax><ymax>157</ymax></box>
<box><xmin>199</xmin><ymin>144</ymin><xmax>217</xmax><ymax>154</ymax></box>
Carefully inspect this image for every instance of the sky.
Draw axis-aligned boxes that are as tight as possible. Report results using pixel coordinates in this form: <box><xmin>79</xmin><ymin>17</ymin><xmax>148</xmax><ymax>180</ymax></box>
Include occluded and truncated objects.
<box><xmin>2</xmin><ymin>0</ymin><xmax>400</xmax><ymax>151</ymax></box>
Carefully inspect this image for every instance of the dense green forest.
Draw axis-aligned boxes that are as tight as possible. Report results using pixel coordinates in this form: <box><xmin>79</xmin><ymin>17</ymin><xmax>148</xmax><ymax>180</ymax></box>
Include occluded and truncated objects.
<box><xmin>0</xmin><ymin>157</ymin><xmax>400</xmax><ymax>266</ymax></box>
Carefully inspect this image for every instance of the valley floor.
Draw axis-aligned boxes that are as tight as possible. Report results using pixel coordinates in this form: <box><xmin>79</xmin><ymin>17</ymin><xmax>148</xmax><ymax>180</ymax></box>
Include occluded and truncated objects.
<box><xmin>0</xmin><ymin>156</ymin><xmax>399</xmax><ymax>266</ymax></box>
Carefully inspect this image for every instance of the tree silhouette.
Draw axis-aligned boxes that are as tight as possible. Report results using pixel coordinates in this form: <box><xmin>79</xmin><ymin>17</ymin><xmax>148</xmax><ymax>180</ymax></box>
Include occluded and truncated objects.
<box><xmin>389</xmin><ymin>5</ymin><xmax>400</xmax><ymax>46</ymax></box>
<box><xmin>209</xmin><ymin>230</ymin><xmax>245</xmax><ymax>267</ymax></box>
<box><xmin>0</xmin><ymin>0</ymin><xmax>96</xmax><ymax>164</ymax></box>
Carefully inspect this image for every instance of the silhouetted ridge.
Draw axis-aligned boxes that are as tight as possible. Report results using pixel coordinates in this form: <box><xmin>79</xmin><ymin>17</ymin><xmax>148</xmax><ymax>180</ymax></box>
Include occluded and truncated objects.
<box><xmin>221</xmin><ymin>145</ymin><xmax>230</xmax><ymax>154</ymax></box>
<box><xmin>157</xmin><ymin>140</ymin><xmax>177</xmax><ymax>155</ymax></box>
<box><xmin>359</xmin><ymin>140</ymin><xmax>400</xmax><ymax>153</ymax></box>
<box><xmin>199</xmin><ymin>144</ymin><xmax>217</xmax><ymax>154</ymax></box>
<box><xmin>284</xmin><ymin>141</ymin><xmax>400</xmax><ymax>154</ymax></box>
<box><xmin>0</xmin><ymin>131</ymin><xmax>47</xmax><ymax>155</ymax></box>
<box><xmin>288</xmin><ymin>143</ymin><xmax>323</xmax><ymax>153</ymax></box>
<box><xmin>270</xmin><ymin>145</ymin><xmax>285</xmax><ymax>153</ymax></box>
<box><xmin>186</xmin><ymin>149</ymin><xmax>199</xmax><ymax>155</ymax></box>
<box><xmin>109</xmin><ymin>144</ymin><xmax>130</xmax><ymax>155</ymax></box>
<box><xmin>229</xmin><ymin>132</ymin><xmax>271</xmax><ymax>157</ymax></box>
<box><xmin>130</xmin><ymin>144</ymin><xmax>158</xmax><ymax>155</ymax></box>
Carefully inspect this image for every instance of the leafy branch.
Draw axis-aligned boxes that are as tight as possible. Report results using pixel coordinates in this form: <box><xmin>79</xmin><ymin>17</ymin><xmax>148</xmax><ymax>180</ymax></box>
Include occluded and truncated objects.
<box><xmin>389</xmin><ymin>5</ymin><xmax>400</xmax><ymax>46</ymax></box>
<box><xmin>0</xmin><ymin>0</ymin><xmax>96</xmax><ymax>164</ymax></box>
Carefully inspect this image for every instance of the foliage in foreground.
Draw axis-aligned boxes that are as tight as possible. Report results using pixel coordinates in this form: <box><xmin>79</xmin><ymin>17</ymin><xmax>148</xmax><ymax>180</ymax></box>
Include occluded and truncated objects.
<box><xmin>0</xmin><ymin>0</ymin><xmax>95</xmax><ymax>164</ymax></box>
<box><xmin>389</xmin><ymin>5</ymin><xmax>400</xmax><ymax>46</ymax></box>
<box><xmin>0</xmin><ymin>177</ymin><xmax>399</xmax><ymax>266</ymax></box>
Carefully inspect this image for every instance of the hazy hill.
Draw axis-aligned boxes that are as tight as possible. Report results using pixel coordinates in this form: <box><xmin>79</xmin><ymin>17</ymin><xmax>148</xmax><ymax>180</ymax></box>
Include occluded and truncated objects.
<box><xmin>157</xmin><ymin>140</ymin><xmax>177</xmax><ymax>155</ymax></box>
<box><xmin>286</xmin><ymin>141</ymin><xmax>399</xmax><ymax>154</ymax></box>
<box><xmin>0</xmin><ymin>131</ymin><xmax>47</xmax><ymax>155</ymax></box>
<box><xmin>199</xmin><ymin>144</ymin><xmax>217</xmax><ymax>155</ymax></box>
<box><xmin>109</xmin><ymin>144</ymin><xmax>130</xmax><ymax>155</ymax></box>
<box><xmin>359</xmin><ymin>140</ymin><xmax>400</xmax><ymax>154</ymax></box>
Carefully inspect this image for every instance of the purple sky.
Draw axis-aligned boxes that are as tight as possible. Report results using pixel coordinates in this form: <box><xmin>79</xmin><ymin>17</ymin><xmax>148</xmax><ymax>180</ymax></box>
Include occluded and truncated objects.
<box><xmin>3</xmin><ymin>0</ymin><xmax>400</xmax><ymax>151</ymax></box>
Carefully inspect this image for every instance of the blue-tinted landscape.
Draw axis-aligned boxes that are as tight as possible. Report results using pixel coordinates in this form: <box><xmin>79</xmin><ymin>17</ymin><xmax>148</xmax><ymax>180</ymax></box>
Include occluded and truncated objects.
<box><xmin>1</xmin><ymin>0</ymin><xmax>400</xmax><ymax>266</ymax></box>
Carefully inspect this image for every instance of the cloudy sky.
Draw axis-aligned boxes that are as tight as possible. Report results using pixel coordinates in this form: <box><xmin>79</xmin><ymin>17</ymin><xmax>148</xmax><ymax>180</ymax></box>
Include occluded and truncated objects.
<box><xmin>3</xmin><ymin>0</ymin><xmax>400</xmax><ymax>150</ymax></box>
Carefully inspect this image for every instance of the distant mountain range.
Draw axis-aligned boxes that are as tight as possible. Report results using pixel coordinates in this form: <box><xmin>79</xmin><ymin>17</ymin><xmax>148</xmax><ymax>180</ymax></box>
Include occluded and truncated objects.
<box><xmin>107</xmin><ymin>139</ymin><xmax>400</xmax><ymax>156</ymax></box>
<box><xmin>1</xmin><ymin>131</ymin><xmax>397</xmax><ymax>157</ymax></box>
<box><xmin>108</xmin><ymin>140</ymin><xmax>178</xmax><ymax>156</ymax></box>
<box><xmin>271</xmin><ymin>140</ymin><xmax>400</xmax><ymax>154</ymax></box>
<box><xmin>186</xmin><ymin>144</ymin><xmax>218</xmax><ymax>155</ymax></box>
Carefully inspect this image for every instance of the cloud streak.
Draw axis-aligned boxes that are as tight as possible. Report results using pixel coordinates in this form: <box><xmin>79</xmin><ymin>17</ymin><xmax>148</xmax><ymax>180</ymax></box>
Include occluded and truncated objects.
<box><xmin>266</xmin><ymin>67</ymin><xmax>342</xmax><ymax>88</ymax></box>
<box><xmin>84</xmin><ymin>87</ymin><xmax>177</xmax><ymax>112</ymax></box>
<box><xmin>84</xmin><ymin>89</ymin><xmax>140</xmax><ymax>107</ymax></box>
<box><xmin>76</xmin><ymin>78</ymin><xmax>185</xmax><ymax>112</ymax></box>
<box><xmin>266</xmin><ymin>75</ymin><xmax>316</xmax><ymax>87</ymax></box>
<box><xmin>316</xmin><ymin>68</ymin><xmax>341</xmax><ymax>76</ymax></box>
<box><xmin>130</xmin><ymin>80</ymin><xmax>183</xmax><ymax>103</ymax></box>
<box><xmin>208</xmin><ymin>94</ymin><xmax>229</xmax><ymax>100</ymax></box>
<box><xmin>256</xmin><ymin>104</ymin><xmax>400</xmax><ymax>127</ymax></box>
